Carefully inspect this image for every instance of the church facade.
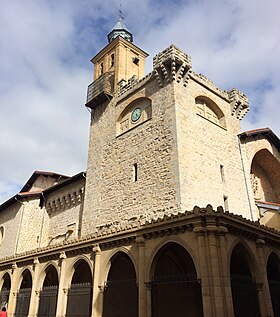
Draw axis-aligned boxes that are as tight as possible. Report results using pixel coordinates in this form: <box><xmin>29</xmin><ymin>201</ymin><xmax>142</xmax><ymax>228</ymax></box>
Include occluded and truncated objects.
<box><xmin>1</xmin><ymin>19</ymin><xmax>280</xmax><ymax>317</ymax></box>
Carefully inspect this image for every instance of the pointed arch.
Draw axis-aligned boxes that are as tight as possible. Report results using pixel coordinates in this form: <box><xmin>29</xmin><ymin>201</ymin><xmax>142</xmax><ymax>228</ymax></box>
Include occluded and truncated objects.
<box><xmin>102</xmin><ymin>247</ymin><xmax>137</xmax><ymax>283</ymax></box>
<box><xmin>103</xmin><ymin>252</ymin><xmax>138</xmax><ymax>317</ymax></box>
<box><xmin>38</xmin><ymin>265</ymin><xmax>59</xmax><ymax>317</ymax></box>
<box><xmin>15</xmin><ymin>269</ymin><xmax>32</xmax><ymax>317</ymax></box>
<box><xmin>65</xmin><ymin>259</ymin><xmax>92</xmax><ymax>317</ymax></box>
<box><xmin>150</xmin><ymin>242</ymin><xmax>203</xmax><ymax>317</ymax></box>
<box><xmin>0</xmin><ymin>273</ymin><xmax>11</xmax><ymax>308</ymax></box>
<box><xmin>66</xmin><ymin>255</ymin><xmax>93</xmax><ymax>286</ymax></box>
<box><xmin>230</xmin><ymin>243</ymin><xmax>260</xmax><ymax>316</ymax></box>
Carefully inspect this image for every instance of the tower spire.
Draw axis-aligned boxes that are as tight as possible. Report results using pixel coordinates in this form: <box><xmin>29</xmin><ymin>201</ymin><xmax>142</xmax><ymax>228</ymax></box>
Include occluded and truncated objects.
<box><xmin>107</xmin><ymin>6</ymin><xmax>133</xmax><ymax>43</ymax></box>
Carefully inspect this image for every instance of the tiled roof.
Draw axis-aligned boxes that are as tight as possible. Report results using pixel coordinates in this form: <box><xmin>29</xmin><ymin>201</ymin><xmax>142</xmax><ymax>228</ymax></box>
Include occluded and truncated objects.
<box><xmin>239</xmin><ymin>127</ymin><xmax>280</xmax><ymax>149</ymax></box>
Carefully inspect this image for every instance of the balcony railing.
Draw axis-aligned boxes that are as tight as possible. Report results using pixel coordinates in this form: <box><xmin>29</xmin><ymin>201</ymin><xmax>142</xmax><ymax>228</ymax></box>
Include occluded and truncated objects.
<box><xmin>86</xmin><ymin>72</ymin><xmax>114</xmax><ymax>108</ymax></box>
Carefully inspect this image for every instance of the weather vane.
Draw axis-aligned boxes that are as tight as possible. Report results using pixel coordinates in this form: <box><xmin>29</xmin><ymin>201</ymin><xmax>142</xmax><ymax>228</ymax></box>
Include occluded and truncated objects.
<box><xmin>118</xmin><ymin>3</ymin><xmax>125</xmax><ymax>21</ymax></box>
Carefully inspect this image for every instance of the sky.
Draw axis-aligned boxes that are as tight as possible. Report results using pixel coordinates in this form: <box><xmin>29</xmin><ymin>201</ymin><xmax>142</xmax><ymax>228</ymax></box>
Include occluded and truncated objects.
<box><xmin>0</xmin><ymin>0</ymin><xmax>280</xmax><ymax>203</ymax></box>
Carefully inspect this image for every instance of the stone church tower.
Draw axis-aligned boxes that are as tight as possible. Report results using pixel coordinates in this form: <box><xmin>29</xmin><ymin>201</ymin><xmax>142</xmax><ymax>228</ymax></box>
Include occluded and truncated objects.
<box><xmin>1</xmin><ymin>17</ymin><xmax>280</xmax><ymax>317</ymax></box>
<box><xmin>83</xmin><ymin>17</ymin><xmax>254</xmax><ymax>234</ymax></box>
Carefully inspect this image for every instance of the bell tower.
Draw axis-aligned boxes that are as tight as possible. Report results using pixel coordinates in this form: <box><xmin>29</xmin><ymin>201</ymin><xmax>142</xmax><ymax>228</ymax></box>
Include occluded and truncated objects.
<box><xmin>85</xmin><ymin>17</ymin><xmax>148</xmax><ymax>109</ymax></box>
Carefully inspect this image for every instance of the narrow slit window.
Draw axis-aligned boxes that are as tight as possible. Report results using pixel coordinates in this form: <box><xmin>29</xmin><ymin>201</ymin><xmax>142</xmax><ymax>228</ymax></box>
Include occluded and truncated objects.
<box><xmin>110</xmin><ymin>54</ymin><xmax>115</xmax><ymax>67</ymax></box>
<box><xmin>133</xmin><ymin>163</ymin><xmax>138</xmax><ymax>182</ymax></box>
<box><xmin>223</xmin><ymin>195</ymin><xmax>229</xmax><ymax>211</ymax></box>
<box><xmin>100</xmin><ymin>62</ymin><xmax>104</xmax><ymax>75</ymax></box>
<box><xmin>220</xmin><ymin>165</ymin><xmax>225</xmax><ymax>182</ymax></box>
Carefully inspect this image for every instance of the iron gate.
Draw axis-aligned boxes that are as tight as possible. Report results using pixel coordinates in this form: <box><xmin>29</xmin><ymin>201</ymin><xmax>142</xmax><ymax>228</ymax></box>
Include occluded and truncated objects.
<box><xmin>103</xmin><ymin>279</ymin><xmax>138</xmax><ymax>317</ymax></box>
<box><xmin>37</xmin><ymin>286</ymin><xmax>58</xmax><ymax>317</ymax></box>
<box><xmin>14</xmin><ymin>288</ymin><xmax>31</xmax><ymax>317</ymax></box>
<box><xmin>231</xmin><ymin>275</ymin><xmax>260</xmax><ymax>317</ymax></box>
<box><xmin>65</xmin><ymin>282</ymin><xmax>92</xmax><ymax>317</ymax></box>
<box><xmin>152</xmin><ymin>274</ymin><xmax>203</xmax><ymax>317</ymax></box>
<box><xmin>269</xmin><ymin>280</ymin><xmax>280</xmax><ymax>317</ymax></box>
<box><xmin>0</xmin><ymin>288</ymin><xmax>10</xmax><ymax>307</ymax></box>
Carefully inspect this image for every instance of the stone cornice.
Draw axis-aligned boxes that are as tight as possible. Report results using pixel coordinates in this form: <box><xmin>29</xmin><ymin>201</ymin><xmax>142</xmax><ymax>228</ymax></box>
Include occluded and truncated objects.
<box><xmin>1</xmin><ymin>205</ymin><xmax>280</xmax><ymax>267</ymax></box>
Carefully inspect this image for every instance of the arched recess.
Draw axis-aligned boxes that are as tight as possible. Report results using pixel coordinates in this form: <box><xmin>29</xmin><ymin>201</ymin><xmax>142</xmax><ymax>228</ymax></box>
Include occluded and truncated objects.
<box><xmin>103</xmin><ymin>252</ymin><xmax>138</xmax><ymax>317</ymax></box>
<box><xmin>37</xmin><ymin>265</ymin><xmax>59</xmax><ymax>317</ymax></box>
<box><xmin>150</xmin><ymin>242</ymin><xmax>203</xmax><ymax>317</ymax></box>
<box><xmin>250</xmin><ymin>149</ymin><xmax>280</xmax><ymax>203</ymax></box>
<box><xmin>267</xmin><ymin>252</ymin><xmax>280</xmax><ymax>316</ymax></box>
<box><xmin>0</xmin><ymin>273</ymin><xmax>11</xmax><ymax>308</ymax></box>
<box><xmin>65</xmin><ymin>259</ymin><xmax>92</xmax><ymax>317</ymax></box>
<box><xmin>117</xmin><ymin>97</ymin><xmax>152</xmax><ymax>135</ymax></box>
<box><xmin>195</xmin><ymin>96</ymin><xmax>226</xmax><ymax>128</ymax></box>
<box><xmin>230</xmin><ymin>244</ymin><xmax>260</xmax><ymax>317</ymax></box>
<box><xmin>15</xmin><ymin>269</ymin><xmax>32</xmax><ymax>317</ymax></box>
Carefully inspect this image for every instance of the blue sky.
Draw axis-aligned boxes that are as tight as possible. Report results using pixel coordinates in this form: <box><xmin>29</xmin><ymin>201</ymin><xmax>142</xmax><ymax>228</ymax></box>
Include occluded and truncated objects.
<box><xmin>1</xmin><ymin>0</ymin><xmax>280</xmax><ymax>203</ymax></box>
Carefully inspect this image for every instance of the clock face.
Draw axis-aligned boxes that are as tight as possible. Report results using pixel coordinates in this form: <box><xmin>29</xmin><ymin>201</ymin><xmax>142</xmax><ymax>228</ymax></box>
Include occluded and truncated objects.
<box><xmin>131</xmin><ymin>107</ymin><xmax>142</xmax><ymax>122</ymax></box>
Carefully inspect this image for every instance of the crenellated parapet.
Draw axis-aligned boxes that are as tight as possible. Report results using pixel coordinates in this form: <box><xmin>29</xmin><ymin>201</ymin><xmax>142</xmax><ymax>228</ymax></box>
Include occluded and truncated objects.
<box><xmin>153</xmin><ymin>45</ymin><xmax>192</xmax><ymax>87</ymax></box>
<box><xmin>228</xmin><ymin>88</ymin><xmax>249</xmax><ymax>120</ymax></box>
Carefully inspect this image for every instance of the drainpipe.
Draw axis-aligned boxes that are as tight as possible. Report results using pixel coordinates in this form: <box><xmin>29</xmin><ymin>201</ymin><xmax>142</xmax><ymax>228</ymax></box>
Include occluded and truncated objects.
<box><xmin>38</xmin><ymin>192</ymin><xmax>46</xmax><ymax>248</ymax></box>
<box><xmin>238</xmin><ymin>136</ymin><xmax>254</xmax><ymax>221</ymax></box>
<box><xmin>14</xmin><ymin>196</ymin><xmax>24</xmax><ymax>255</ymax></box>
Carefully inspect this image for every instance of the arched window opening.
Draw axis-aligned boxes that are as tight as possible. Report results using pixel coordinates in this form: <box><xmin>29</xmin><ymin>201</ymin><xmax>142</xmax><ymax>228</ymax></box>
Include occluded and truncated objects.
<box><xmin>0</xmin><ymin>273</ymin><xmax>11</xmax><ymax>308</ymax></box>
<box><xmin>103</xmin><ymin>253</ymin><xmax>138</xmax><ymax>317</ymax></box>
<box><xmin>15</xmin><ymin>270</ymin><xmax>32</xmax><ymax>317</ymax></box>
<box><xmin>151</xmin><ymin>243</ymin><xmax>203</xmax><ymax>317</ymax></box>
<box><xmin>267</xmin><ymin>253</ymin><xmax>280</xmax><ymax>316</ymax></box>
<box><xmin>250</xmin><ymin>149</ymin><xmax>280</xmax><ymax>204</ymax></box>
<box><xmin>38</xmin><ymin>266</ymin><xmax>59</xmax><ymax>317</ymax></box>
<box><xmin>195</xmin><ymin>96</ymin><xmax>226</xmax><ymax>128</ymax></box>
<box><xmin>66</xmin><ymin>260</ymin><xmax>92</xmax><ymax>317</ymax></box>
<box><xmin>230</xmin><ymin>244</ymin><xmax>260</xmax><ymax>317</ymax></box>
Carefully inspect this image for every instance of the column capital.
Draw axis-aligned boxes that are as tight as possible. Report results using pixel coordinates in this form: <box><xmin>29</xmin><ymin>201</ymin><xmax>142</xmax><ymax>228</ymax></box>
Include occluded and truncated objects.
<box><xmin>33</xmin><ymin>257</ymin><xmax>39</xmax><ymax>270</ymax></box>
<box><xmin>11</xmin><ymin>262</ymin><xmax>17</xmax><ymax>273</ymax></box>
<box><xmin>59</xmin><ymin>251</ymin><xmax>67</xmax><ymax>259</ymax></box>
<box><xmin>217</xmin><ymin>225</ymin><xmax>228</xmax><ymax>235</ymax></box>
<box><xmin>92</xmin><ymin>244</ymin><xmax>101</xmax><ymax>254</ymax></box>
<box><xmin>193</xmin><ymin>226</ymin><xmax>206</xmax><ymax>235</ymax></box>
<box><xmin>256</xmin><ymin>238</ymin><xmax>265</xmax><ymax>246</ymax></box>
<box><xmin>136</xmin><ymin>235</ymin><xmax>145</xmax><ymax>246</ymax></box>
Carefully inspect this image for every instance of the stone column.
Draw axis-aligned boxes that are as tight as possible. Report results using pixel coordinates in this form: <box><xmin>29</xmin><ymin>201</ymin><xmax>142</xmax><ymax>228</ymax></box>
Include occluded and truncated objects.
<box><xmin>255</xmin><ymin>238</ymin><xmax>274</xmax><ymax>317</ymax></box>
<box><xmin>7</xmin><ymin>263</ymin><xmax>18</xmax><ymax>317</ymax></box>
<box><xmin>193</xmin><ymin>225</ymin><xmax>213</xmax><ymax>316</ymax></box>
<box><xmin>91</xmin><ymin>244</ymin><xmax>103</xmax><ymax>317</ymax></box>
<box><xmin>27</xmin><ymin>258</ymin><xmax>40</xmax><ymax>317</ymax></box>
<box><xmin>206</xmin><ymin>223</ymin><xmax>227</xmax><ymax>316</ymax></box>
<box><xmin>146</xmin><ymin>282</ymin><xmax>152</xmax><ymax>317</ymax></box>
<box><xmin>55</xmin><ymin>252</ymin><xmax>68</xmax><ymax>317</ymax></box>
<box><xmin>136</xmin><ymin>236</ymin><xmax>146</xmax><ymax>317</ymax></box>
<box><xmin>217</xmin><ymin>226</ymin><xmax>234</xmax><ymax>317</ymax></box>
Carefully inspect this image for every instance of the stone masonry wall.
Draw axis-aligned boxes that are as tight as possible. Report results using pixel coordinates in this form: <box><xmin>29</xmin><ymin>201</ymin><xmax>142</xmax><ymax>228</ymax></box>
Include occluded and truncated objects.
<box><xmin>15</xmin><ymin>198</ymin><xmax>44</xmax><ymax>254</ymax></box>
<box><xmin>0</xmin><ymin>203</ymin><xmax>22</xmax><ymax>258</ymax></box>
<box><xmin>175</xmin><ymin>78</ymin><xmax>255</xmax><ymax>219</ymax></box>
<box><xmin>83</xmin><ymin>78</ymin><xmax>181</xmax><ymax>233</ymax></box>
<box><xmin>42</xmin><ymin>179</ymin><xmax>85</xmax><ymax>246</ymax></box>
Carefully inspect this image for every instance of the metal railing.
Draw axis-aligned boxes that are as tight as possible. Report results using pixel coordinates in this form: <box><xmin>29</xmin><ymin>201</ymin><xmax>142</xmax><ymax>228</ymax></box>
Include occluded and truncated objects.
<box><xmin>86</xmin><ymin>72</ymin><xmax>113</xmax><ymax>106</ymax></box>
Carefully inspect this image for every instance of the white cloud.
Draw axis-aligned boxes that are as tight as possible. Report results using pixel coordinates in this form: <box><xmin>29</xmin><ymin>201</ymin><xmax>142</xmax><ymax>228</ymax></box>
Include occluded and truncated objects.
<box><xmin>0</xmin><ymin>0</ymin><xmax>279</xmax><ymax>203</ymax></box>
